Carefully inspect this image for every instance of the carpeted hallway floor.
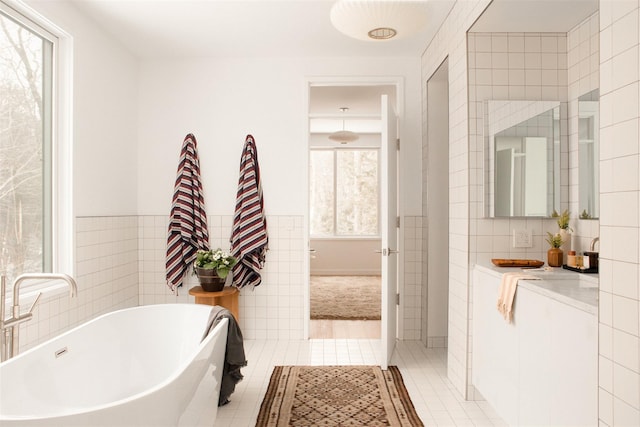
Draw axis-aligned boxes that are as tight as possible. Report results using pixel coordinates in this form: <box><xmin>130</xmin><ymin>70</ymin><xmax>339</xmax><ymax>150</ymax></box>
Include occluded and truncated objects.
<box><xmin>310</xmin><ymin>275</ymin><xmax>381</xmax><ymax>339</ymax></box>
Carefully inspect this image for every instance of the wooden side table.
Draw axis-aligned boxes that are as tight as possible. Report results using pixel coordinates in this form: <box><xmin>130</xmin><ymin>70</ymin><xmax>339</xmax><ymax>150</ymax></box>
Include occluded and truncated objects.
<box><xmin>188</xmin><ymin>286</ymin><xmax>239</xmax><ymax>321</ymax></box>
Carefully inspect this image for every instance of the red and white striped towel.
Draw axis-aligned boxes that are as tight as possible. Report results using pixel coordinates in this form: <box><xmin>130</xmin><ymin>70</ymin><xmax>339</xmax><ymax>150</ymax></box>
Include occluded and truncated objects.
<box><xmin>166</xmin><ymin>133</ymin><xmax>210</xmax><ymax>293</ymax></box>
<box><xmin>230</xmin><ymin>135</ymin><xmax>268</xmax><ymax>289</ymax></box>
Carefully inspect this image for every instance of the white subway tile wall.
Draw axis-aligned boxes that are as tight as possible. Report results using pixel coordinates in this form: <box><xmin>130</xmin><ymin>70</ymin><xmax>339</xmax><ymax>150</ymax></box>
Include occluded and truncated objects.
<box><xmin>468</xmin><ymin>30</ymin><xmax>569</xmax><ymax>267</ymax></box>
<box><xmin>19</xmin><ymin>216</ymin><xmax>138</xmax><ymax>353</ymax></box>
<box><xmin>403</xmin><ymin>216</ymin><xmax>423</xmax><ymax>340</ymax></box>
<box><xmin>421</xmin><ymin>173</ymin><xmax>428</xmax><ymax>348</ymax></box>
<box><xmin>599</xmin><ymin>1</ymin><xmax>640</xmax><ymax>424</ymax></box>
<box><xmin>421</xmin><ymin>1</ymin><xmax>605</xmax><ymax>403</ymax></box>
<box><xmin>137</xmin><ymin>215</ymin><xmax>306</xmax><ymax>340</ymax></box>
<box><xmin>14</xmin><ymin>212</ymin><xmax>423</xmax><ymax>355</ymax></box>
<box><xmin>422</xmin><ymin>0</ymin><xmax>492</xmax><ymax>399</ymax></box>
<box><xmin>568</xmin><ymin>12</ymin><xmax>601</xmax><ymax>253</ymax></box>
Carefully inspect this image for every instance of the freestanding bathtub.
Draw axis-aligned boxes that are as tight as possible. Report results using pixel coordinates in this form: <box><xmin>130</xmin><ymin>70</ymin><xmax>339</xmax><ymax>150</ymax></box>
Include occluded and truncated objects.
<box><xmin>0</xmin><ymin>303</ymin><xmax>228</xmax><ymax>426</ymax></box>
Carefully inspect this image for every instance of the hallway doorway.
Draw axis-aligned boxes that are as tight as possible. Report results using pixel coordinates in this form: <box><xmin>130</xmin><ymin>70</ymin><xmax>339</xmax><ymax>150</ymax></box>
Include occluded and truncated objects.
<box><xmin>307</xmin><ymin>84</ymin><xmax>397</xmax><ymax>340</ymax></box>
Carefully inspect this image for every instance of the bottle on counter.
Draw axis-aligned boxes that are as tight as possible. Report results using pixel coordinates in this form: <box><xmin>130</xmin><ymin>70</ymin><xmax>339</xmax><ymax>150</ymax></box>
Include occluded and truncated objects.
<box><xmin>567</xmin><ymin>250</ymin><xmax>577</xmax><ymax>268</ymax></box>
<box><xmin>583</xmin><ymin>252</ymin><xmax>590</xmax><ymax>269</ymax></box>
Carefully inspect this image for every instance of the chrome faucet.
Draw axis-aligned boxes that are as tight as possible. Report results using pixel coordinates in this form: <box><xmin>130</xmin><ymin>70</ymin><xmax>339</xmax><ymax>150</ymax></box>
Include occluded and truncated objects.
<box><xmin>1</xmin><ymin>273</ymin><xmax>77</xmax><ymax>361</ymax></box>
<box><xmin>590</xmin><ymin>237</ymin><xmax>599</xmax><ymax>252</ymax></box>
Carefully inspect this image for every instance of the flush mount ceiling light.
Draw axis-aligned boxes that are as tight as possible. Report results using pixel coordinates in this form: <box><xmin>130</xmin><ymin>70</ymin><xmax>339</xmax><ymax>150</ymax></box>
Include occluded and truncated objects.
<box><xmin>329</xmin><ymin>107</ymin><xmax>359</xmax><ymax>144</ymax></box>
<box><xmin>330</xmin><ymin>0</ymin><xmax>429</xmax><ymax>41</ymax></box>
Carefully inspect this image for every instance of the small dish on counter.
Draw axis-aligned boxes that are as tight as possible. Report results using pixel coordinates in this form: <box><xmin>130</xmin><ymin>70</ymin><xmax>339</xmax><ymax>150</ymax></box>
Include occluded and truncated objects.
<box><xmin>562</xmin><ymin>264</ymin><xmax>598</xmax><ymax>274</ymax></box>
<box><xmin>491</xmin><ymin>259</ymin><xmax>545</xmax><ymax>268</ymax></box>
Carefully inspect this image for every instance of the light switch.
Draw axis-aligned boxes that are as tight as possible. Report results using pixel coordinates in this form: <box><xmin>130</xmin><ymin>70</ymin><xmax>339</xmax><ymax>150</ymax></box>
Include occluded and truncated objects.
<box><xmin>513</xmin><ymin>229</ymin><xmax>532</xmax><ymax>248</ymax></box>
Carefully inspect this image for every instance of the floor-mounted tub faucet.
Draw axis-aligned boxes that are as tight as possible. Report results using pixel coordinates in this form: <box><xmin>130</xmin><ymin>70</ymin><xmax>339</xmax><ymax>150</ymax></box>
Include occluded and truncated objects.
<box><xmin>1</xmin><ymin>273</ymin><xmax>77</xmax><ymax>361</ymax></box>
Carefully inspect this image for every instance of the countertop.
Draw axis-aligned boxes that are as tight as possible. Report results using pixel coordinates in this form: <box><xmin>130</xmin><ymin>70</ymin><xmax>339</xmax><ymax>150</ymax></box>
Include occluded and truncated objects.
<box><xmin>474</xmin><ymin>263</ymin><xmax>598</xmax><ymax>315</ymax></box>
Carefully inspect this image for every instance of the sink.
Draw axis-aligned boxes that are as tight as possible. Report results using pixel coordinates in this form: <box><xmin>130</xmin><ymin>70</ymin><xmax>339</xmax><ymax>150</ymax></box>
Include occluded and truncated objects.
<box><xmin>579</xmin><ymin>277</ymin><xmax>599</xmax><ymax>289</ymax></box>
<box><xmin>518</xmin><ymin>266</ymin><xmax>599</xmax><ymax>289</ymax></box>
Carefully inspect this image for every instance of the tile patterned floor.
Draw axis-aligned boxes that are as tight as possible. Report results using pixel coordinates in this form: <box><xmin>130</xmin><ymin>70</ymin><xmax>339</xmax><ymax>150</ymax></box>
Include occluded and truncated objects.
<box><xmin>204</xmin><ymin>339</ymin><xmax>506</xmax><ymax>427</ymax></box>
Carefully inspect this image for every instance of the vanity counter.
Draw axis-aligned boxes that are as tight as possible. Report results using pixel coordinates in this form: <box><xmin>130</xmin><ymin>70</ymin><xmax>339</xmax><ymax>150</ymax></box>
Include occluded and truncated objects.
<box><xmin>474</xmin><ymin>263</ymin><xmax>598</xmax><ymax>315</ymax></box>
<box><xmin>472</xmin><ymin>264</ymin><xmax>598</xmax><ymax>427</ymax></box>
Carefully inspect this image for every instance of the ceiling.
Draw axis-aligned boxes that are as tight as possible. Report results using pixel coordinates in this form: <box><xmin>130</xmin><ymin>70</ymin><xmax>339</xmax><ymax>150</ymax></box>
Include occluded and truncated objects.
<box><xmin>310</xmin><ymin>85</ymin><xmax>396</xmax><ymax>116</ymax></box>
<box><xmin>68</xmin><ymin>0</ymin><xmax>456</xmax><ymax>59</ymax></box>
<box><xmin>66</xmin><ymin>0</ymin><xmax>600</xmax><ymax>60</ymax></box>
<box><xmin>309</xmin><ymin>85</ymin><xmax>397</xmax><ymax>134</ymax></box>
<box><xmin>470</xmin><ymin>0</ymin><xmax>599</xmax><ymax>33</ymax></box>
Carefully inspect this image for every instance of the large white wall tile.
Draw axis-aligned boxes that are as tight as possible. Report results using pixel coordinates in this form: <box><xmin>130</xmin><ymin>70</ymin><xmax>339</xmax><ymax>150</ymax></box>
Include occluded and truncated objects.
<box><xmin>612</xmin><ymin>47</ymin><xmax>638</xmax><ymax>89</ymax></box>
<box><xmin>600</xmin><ymin>388</ymin><xmax>614</xmax><ymax>426</ymax></box>
<box><xmin>613</xmin><ymin>363</ymin><xmax>640</xmax><ymax>410</ymax></box>
<box><xmin>612</xmin><ymin>294</ymin><xmax>639</xmax><ymax>336</ymax></box>
<box><xmin>613</xmin><ymin>328</ymin><xmax>640</xmax><ymax>373</ymax></box>
<box><xmin>612</xmin><ymin>9</ymin><xmax>639</xmax><ymax>57</ymax></box>
<box><xmin>614</xmin><ymin>397</ymin><xmax>640</xmax><ymax>426</ymax></box>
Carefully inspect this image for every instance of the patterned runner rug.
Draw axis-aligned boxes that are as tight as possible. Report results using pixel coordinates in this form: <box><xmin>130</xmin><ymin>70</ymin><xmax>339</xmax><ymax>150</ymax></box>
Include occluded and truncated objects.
<box><xmin>310</xmin><ymin>276</ymin><xmax>381</xmax><ymax>320</ymax></box>
<box><xmin>256</xmin><ymin>365</ymin><xmax>424</xmax><ymax>426</ymax></box>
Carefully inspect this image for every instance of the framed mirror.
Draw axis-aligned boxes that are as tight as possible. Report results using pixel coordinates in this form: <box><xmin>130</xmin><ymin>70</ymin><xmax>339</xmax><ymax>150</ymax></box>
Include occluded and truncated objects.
<box><xmin>484</xmin><ymin>100</ymin><xmax>561</xmax><ymax>217</ymax></box>
<box><xmin>578</xmin><ymin>89</ymin><xmax>599</xmax><ymax>219</ymax></box>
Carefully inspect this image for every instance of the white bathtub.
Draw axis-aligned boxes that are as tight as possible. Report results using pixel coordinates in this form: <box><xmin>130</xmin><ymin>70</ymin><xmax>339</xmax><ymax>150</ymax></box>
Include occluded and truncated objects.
<box><xmin>0</xmin><ymin>304</ymin><xmax>228</xmax><ymax>426</ymax></box>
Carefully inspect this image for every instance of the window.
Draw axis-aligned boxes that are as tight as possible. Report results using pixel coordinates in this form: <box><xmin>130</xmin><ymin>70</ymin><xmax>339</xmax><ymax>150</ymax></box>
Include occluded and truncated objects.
<box><xmin>310</xmin><ymin>149</ymin><xmax>379</xmax><ymax>237</ymax></box>
<box><xmin>1</xmin><ymin>4</ymin><xmax>57</xmax><ymax>280</ymax></box>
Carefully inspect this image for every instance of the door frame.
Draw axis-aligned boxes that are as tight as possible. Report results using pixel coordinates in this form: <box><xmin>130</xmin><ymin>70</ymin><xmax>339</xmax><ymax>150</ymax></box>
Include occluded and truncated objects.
<box><xmin>303</xmin><ymin>76</ymin><xmax>404</xmax><ymax>342</ymax></box>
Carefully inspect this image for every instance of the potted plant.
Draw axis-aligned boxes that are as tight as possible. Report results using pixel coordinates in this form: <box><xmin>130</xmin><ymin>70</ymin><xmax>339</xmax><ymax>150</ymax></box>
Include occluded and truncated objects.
<box><xmin>193</xmin><ymin>248</ymin><xmax>238</xmax><ymax>292</ymax></box>
<box><xmin>545</xmin><ymin>232</ymin><xmax>564</xmax><ymax>267</ymax></box>
<box><xmin>580</xmin><ymin>209</ymin><xmax>592</xmax><ymax>219</ymax></box>
<box><xmin>556</xmin><ymin>209</ymin><xmax>572</xmax><ymax>232</ymax></box>
<box><xmin>552</xmin><ymin>209</ymin><xmax>572</xmax><ymax>263</ymax></box>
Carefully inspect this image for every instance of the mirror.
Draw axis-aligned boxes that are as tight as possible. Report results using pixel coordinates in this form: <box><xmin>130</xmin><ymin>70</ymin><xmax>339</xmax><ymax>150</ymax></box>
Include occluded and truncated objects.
<box><xmin>484</xmin><ymin>100</ymin><xmax>561</xmax><ymax>217</ymax></box>
<box><xmin>578</xmin><ymin>89</ymin><xmax>599</xmax><ymax>219</ymax></box>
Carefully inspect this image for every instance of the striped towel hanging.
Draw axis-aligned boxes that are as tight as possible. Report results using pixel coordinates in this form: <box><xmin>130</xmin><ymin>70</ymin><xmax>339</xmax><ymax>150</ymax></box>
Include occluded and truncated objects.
<box><xmin>230</xmin><ymin>135</ymin><xmax>268</xmax><ymax>289</ymax></box>
<box><xmin>166</xmin><ymin>133</ymin><xmax>210</xmax><ymax>293</ymax></box>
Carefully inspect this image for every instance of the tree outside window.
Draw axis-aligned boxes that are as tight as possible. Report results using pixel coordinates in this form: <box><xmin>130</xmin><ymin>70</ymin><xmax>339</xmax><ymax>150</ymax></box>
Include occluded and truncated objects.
<box><xmin>0</xmin><ymin>10</ymin><xmax>53</xmax><ymax>278</ymax></box>
<box><xmin>310</xmin><ymin>149</ymin><xmax>379</xmax><ymax>237</ymax></box>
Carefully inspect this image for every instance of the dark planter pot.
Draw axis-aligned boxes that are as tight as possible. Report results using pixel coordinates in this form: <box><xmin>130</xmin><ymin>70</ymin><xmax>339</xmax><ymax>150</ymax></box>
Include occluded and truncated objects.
<box><xmin>195</xmin><ymin>267</ymin><xmax>226</xmax><ymax>292</ymax></box>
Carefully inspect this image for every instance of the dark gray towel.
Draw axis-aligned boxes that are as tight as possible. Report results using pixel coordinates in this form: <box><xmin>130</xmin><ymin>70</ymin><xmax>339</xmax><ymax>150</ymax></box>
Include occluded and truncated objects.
<box><xmin>201</xmin><ymin>306</ymin><xmax>247</xmax><ymax>406</ymax></box>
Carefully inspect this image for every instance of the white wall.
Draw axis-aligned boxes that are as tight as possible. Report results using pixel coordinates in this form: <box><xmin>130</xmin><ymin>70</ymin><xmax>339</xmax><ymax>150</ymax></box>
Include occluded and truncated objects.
<box><xmin>310</xmin><ymin>239</ymin><xmax>381</xmax><ymax>275</ymax></box>
<box><xmin>425</xmin><ymin>60</ymin><xmax>450</xmax><ymax>346</ymax></box>
<box><xmin>136</xmin><ymin>57</ymin><xmax>423</xmax><ymax>218</ymax></box>
<box><xmin>26</xmin><ymin>0</ymin><xmax>139</xmax><ymax>217</ymax></box>
<box><xmin>135</xmin><ymin>56</ymin><xmax>422</xmax><ymax>339</ymax></box>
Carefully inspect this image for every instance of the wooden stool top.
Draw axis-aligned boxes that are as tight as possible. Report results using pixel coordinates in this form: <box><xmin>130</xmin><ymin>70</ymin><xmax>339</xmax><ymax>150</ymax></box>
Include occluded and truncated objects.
<box><xmin>188</xmin><ymin>286</ymin><xmax>238</xmax><ymax>297</ymax></box>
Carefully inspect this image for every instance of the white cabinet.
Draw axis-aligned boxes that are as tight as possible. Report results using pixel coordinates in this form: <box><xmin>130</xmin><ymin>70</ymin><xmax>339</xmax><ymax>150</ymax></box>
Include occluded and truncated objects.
<box><xmin>472</xmin><ymin>267</ymin><xmax>597</xmax><ymax>426</ymax></box>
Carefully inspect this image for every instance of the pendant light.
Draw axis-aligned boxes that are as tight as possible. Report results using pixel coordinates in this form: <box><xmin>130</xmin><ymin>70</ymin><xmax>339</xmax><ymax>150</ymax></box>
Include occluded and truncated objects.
<box><xmin>329</xmin><ymin>107</ymin><xmax>359</xmax><ymax>144</ymax></box>
<box><xmin>330</xmin><ymin>0</ymin><xmax>429</xmax><ymax>41</ymax></box>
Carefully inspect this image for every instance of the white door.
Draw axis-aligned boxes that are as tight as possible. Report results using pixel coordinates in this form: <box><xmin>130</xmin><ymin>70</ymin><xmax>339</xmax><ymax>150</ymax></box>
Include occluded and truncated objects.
<box><xmin>380</xmin><ymin>94</ymin><xmax>398</xmax><ymax>369</ymax></box>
